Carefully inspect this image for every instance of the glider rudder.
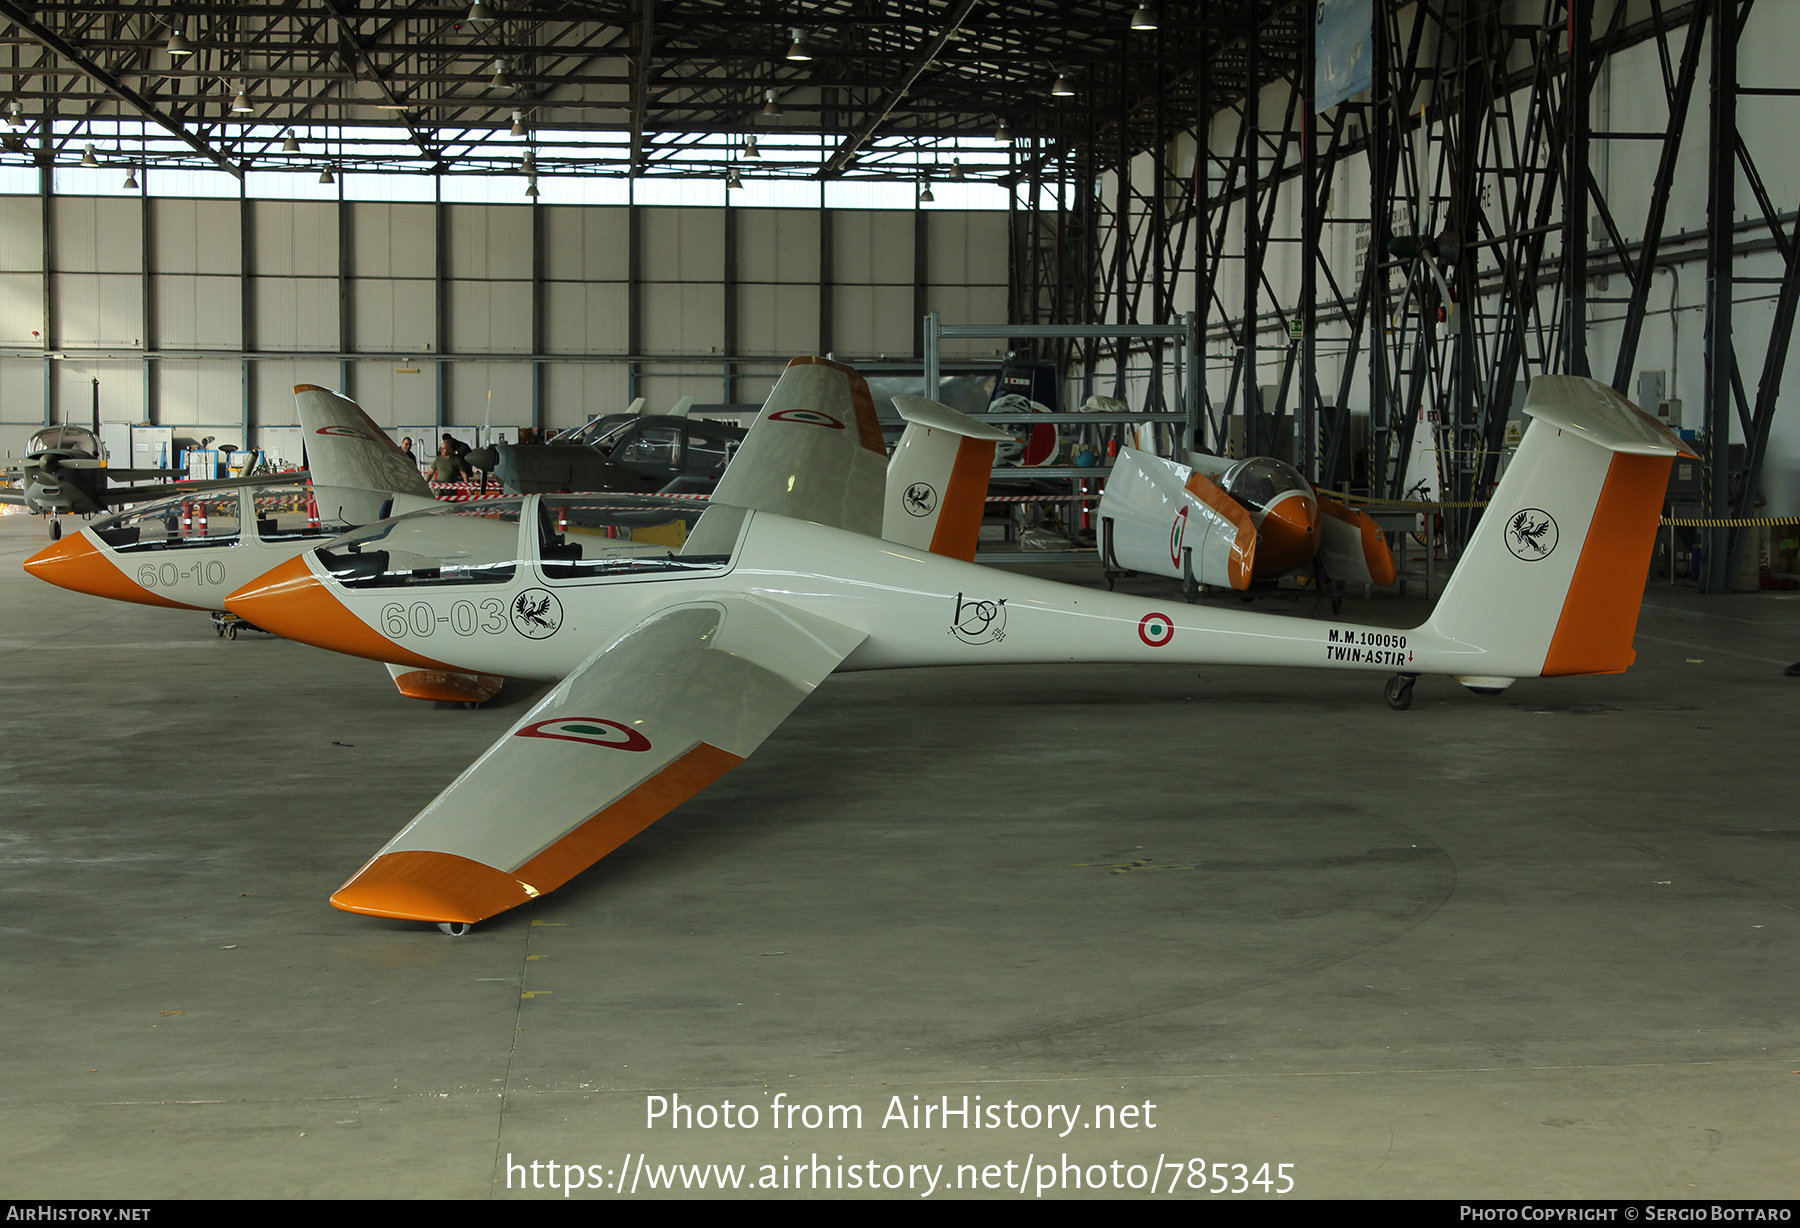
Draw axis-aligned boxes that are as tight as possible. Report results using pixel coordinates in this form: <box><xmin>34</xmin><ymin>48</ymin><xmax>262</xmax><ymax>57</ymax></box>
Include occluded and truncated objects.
<box><xmin>1425</xmin><ymin>375</ymin><xmax>1694</xmax><ymax>680</ymax></box>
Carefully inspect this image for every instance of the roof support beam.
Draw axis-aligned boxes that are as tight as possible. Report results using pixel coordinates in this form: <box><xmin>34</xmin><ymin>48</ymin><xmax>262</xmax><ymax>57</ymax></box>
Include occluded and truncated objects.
<box><xmin>630</xmin><ymin>0</ymin><xmax>655</xmax><ymax>174</ymax></box>
<box><xmin>317</xmin><ymin>0</ymin><xmax>445</xmax><ymax>170</ymax></box>
<box><xmin>0</xmin><ymin>0</ymin><xmax>240</xmax><ymax>176</ymax></box>
<box><xmin>819</xmin><ymin>0</ymin><xmax>980</xmax><ymax>177</ymax></box>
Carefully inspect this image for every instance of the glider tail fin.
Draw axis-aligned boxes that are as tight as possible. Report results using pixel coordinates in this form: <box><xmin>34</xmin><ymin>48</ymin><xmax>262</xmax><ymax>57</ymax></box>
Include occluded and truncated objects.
<box><xmin>882</xmin><ymin>396</ymin><xmax>1013</xmax><ymax>562</ymax></box>
<box><xmin>1425</xmin><ymin>375</ymin><xmax>1694</xmax><ymax>681</ymax></box>
<box><xmin>293</xmin><ymin>384</ymin><xmax>433</xmax><ymax>498</ymax></box>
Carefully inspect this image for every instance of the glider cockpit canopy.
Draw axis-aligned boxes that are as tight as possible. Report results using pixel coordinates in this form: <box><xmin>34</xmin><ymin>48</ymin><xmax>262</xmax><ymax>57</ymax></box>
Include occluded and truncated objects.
<box><xmin>312</xmin><ymin>495</ymin><xmax>747</xmax><ymax>591</ymax></box>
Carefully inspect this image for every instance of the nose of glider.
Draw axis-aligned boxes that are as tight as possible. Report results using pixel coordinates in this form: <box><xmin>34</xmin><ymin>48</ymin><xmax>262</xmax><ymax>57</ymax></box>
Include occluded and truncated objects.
<box><xmin>226</xmin><ymin>554</ymin><xmax>454</xmax><ymax>669</ymax></box>
<box><xmin>1255</xmin><ymin>490</ymin><xmax>1322</xmax><ymax>576</ymax></box>
<box><xmin>23</xmin><ymin>532</ymin><xmax>195</xmax><ymax>609</ymax></box>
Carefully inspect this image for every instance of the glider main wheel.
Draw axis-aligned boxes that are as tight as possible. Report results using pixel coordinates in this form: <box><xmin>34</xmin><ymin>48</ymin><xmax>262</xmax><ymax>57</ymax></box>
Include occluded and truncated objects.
<box><xmin>1384</xmin><ymin>674</ymin><xmax>1416</xmax><ymax>711</ymax></box>
<box><xmin>437</xmin><ymin>922</ymin><xmax>472</xmax><ymax>937</ymax></box>
<box><xmin>461</xmin><ymin>700</ymin><xmax>482</xmax><ymax>710</ymax></box>
<box><xmin>47</xmin><ymin>519</ymin><xmax>61</xmax><ymax>541</ymax></box>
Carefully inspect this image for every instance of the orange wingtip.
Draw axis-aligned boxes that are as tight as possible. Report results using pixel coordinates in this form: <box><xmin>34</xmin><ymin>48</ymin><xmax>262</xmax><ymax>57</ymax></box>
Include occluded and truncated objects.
<box><xmin>293</xmin><ymin>383</ymin><xmax>334</xmax><ymax>394</ymax></box>
<box><xmin>332</xmin><ymin>744</ymin><xmax>746</xmax><ymax>925</ymax></box>
<box><xmin>332</xmin><ymin>850</ymin><xmax>534</xmax><ymax>924</ymax></box>
<box><xmin>225</xmin><ymin>555</ymin><xmax>461</xmax><ymax>670</ymax></box>
<box><xmin>23</xmin><ymin>533</ymin><xmax>202</xmax><ymax>610</ymax></box>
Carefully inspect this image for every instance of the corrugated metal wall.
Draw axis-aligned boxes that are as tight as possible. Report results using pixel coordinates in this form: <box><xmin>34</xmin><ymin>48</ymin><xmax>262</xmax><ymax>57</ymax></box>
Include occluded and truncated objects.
<box><xmin>0</xmin><ymin>194</ymin><xmax>1009</xmax><ymax>459</ymax></box>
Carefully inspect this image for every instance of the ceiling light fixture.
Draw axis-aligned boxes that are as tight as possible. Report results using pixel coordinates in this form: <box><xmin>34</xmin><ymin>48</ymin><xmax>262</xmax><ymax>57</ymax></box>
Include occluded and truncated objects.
<box><xmin>282</xmin><ymin>131</ymin><xmax>301</xmax><ymax>153</ymax></box>
<box><xmin>7</xmin><ymin>101</ymin><xmax>23</xmax><ymax>129</ymax></box>
<box><xmin>166</xmin><ymin>27</ymin><xmax>195</xmax><ymax>58</ymax></box>
<box><xmin>950</xmin><ymin>157</ymin><xmax>965</xmax><ymax>181</ymax></box>
<box><xmin>319</xmin><ymin>165</ymin><xmax>334</xmax><ymax>185</ymax></box>
<box><xmin>467</xmin><ymin>1</ymin><xmax>497</xmax><ymax>22</ymax></box>
<box><xmin>510</xmin><ymin>109</ymin><xmax>527</xmax><ymax>137</ymax></box>
<box><xmin>490</xmin><ymin>58</ymin><xmax>513</xmax><ymax>90</ymax></box>
<box><xmin>81</xmin><ymin>143</ymin><xmax>97</xmax><ymax>168</ymax></box>
<box><xmin>995</xmin><ymin>118</ymin><xmax>1013</xmax><ymax>143</ymax></box>
<box><xmin>919</xmin><ymin>180</ymin><xmax>934</xmax><ymax>203</ymax></box>
<box><xmin>786</xmin><ymin>29</ymin><xmax>812</xmax><ymax>61</ymax></box>
<box><xmin>1131</xmin><ymin>2</ymin><xmax>1157</xmax><ymax>30</ymax></box>
<box><xmin>1051</xmin><ymin>72</ymin><xmax>1073</xmax><ymax>97</ymax></box>
<box><xmin>525</xmin><ymin>177</ymin><xmax>539</xmax><ymax>198</ymax></box>
<box><xmin>231</xmin><ymin>86</ymin><xmax>252</xmax><ymax>113</ymax></box>
<box><xmin>743</xmin><ymin>135</ymin><xmax>760</xmax><ymax>159</ymax></box>
<box><xmin>726</xmin><ymin>167</ymin><xmax>743</xmax><ymax>190</ymax></box>
<box><xmin>123</xmin><ymin>165</ymin><xmax>138</xmax><ymax>190</ymax></box>
<box><xmin>761</xmin><ymin>89</ymin><xmax>784</xmax><ymax>119</ymax></box>
<box><xmin>520</xmin><ymin>151</ymin><xmax>536</xmax><ymax>175</ymax></box>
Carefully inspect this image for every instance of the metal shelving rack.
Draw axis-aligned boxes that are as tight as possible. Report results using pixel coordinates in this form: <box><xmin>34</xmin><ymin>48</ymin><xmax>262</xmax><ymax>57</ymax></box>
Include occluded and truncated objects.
<box><xmin>919</xmin><ymin>314</ymin><xmax>1200</xmax><ymax>560</ymax></box>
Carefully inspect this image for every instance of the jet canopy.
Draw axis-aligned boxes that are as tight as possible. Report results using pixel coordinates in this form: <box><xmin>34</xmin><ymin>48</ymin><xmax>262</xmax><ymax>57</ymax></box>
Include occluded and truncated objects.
<box><xmin>1218</xmin><ymin>456</ymin><xmax>1311</xmax><ymax>514</ymax></box>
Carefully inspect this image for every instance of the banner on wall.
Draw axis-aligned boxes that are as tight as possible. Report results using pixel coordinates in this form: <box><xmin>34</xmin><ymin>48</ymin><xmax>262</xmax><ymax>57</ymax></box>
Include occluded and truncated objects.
<box><xmin>1315</xmin><ymin>0</ymin><xmax>1373</xmax><ymax>113</ymax></box>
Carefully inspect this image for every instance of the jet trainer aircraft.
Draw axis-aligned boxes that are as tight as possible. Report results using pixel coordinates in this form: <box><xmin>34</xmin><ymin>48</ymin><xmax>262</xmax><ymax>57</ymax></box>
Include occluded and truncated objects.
<box><xmin>1098</xmin><ymin>447</ymin><xmax>1396</xmax><ymax>599</ymax></box>
<box><xmin>221</xmin><ymin>360</ymin><xmax>1689</xmax><ymax>935</ymax></box>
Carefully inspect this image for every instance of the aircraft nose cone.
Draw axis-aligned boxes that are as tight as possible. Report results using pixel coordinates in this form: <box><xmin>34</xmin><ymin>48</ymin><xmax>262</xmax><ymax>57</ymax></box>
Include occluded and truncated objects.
<box><xmin>1254</xmin><ymin>491</ymin><xmax>1323</xmax><ymax>576</ymax></box>
<box><xmin>23</xmin><ymin>532</ymin><xmax>194</xmax><ymax>609</ymax></box>
<box><xmin>225</xmin><ymin>554</ymin><xmax>456</xmax><ymax>669</ymax></box>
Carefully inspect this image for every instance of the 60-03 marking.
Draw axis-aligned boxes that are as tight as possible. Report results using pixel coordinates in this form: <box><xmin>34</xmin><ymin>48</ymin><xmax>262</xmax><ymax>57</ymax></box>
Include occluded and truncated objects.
<box><xmin>380</xmin><ymin>598</ymin><xmax>508</xmax><ymax>638</ymax></box>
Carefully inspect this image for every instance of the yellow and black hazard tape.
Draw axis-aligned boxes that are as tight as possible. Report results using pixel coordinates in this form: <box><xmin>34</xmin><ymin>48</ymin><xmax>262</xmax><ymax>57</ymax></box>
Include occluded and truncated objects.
<box><xmin>1320</xmin><ymin>491</ymin><xmax>1800</xmax><ymax>528</ymax></box>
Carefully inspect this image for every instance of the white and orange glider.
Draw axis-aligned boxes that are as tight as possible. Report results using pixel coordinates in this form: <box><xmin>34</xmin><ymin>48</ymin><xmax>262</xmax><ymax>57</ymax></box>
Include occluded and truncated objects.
<box><xmin>221</xmin><ymin>364</ymin><xmax>1690</xmax><ymax>931</ymax></box>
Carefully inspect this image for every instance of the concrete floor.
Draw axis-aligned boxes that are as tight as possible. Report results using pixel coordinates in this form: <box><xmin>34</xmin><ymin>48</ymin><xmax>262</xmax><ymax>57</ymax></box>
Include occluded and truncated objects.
<box><xmin>1</xmin><ymin>510</ymin><xmax>1797</xmax><ymax>1201</ymax></box>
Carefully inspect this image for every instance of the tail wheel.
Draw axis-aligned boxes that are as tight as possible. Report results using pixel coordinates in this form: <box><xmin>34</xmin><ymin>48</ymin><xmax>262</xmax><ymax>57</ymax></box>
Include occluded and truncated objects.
<box><xmin>1384</xmin><ymin>674</ymin><xmax>1416</xmax><ymax>711</ymax></box>
<box><xmin>437</xmin><ymin>922</ymin><xmax>472</xmax><ymax>936</ymax></box>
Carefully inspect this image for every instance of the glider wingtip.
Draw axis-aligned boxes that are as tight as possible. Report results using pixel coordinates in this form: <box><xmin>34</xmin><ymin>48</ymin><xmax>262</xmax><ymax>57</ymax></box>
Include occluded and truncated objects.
<box><xmin>331</xmin><ymin>850</ymin><xmax>534</xmax><ymax>925</ymax></box>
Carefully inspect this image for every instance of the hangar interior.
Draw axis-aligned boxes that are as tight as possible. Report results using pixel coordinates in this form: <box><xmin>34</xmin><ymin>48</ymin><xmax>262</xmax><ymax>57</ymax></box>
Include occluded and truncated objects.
<box><xmin>2</xmin><ymin>0</ymin><xmax>1798</xmax><ymax>1202</ymax></box>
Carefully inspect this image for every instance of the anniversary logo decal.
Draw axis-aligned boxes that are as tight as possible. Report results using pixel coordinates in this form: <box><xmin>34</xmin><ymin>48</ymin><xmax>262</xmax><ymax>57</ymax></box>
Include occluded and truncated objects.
<box><xmin>511</xmin><ymin>588</ymin><xmax>563</xmax><ymax>638</ymax></box>
<box><xmin>1169</xmin><ymin>506</ymin><xmax>1190</xmax><ymax>569</ymax></box>
<box><xmin>314</xmin><ymin>424</ymin><xmax>375</xmax><ymax>439</ymax></box>
<box><xmin>515</xmin><ymin>718</ymin><xmax>651</xmax><ymax>751</ymax></box>
<box><xmin>1504</xmin><ymin>508</ymin><xmax>1558</xmax><ymax>560</ymax></box>
<box><xmin>950</xmin><ymin>592</ymin><xmax>1007</xmax><ymax>644</ymax></box>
